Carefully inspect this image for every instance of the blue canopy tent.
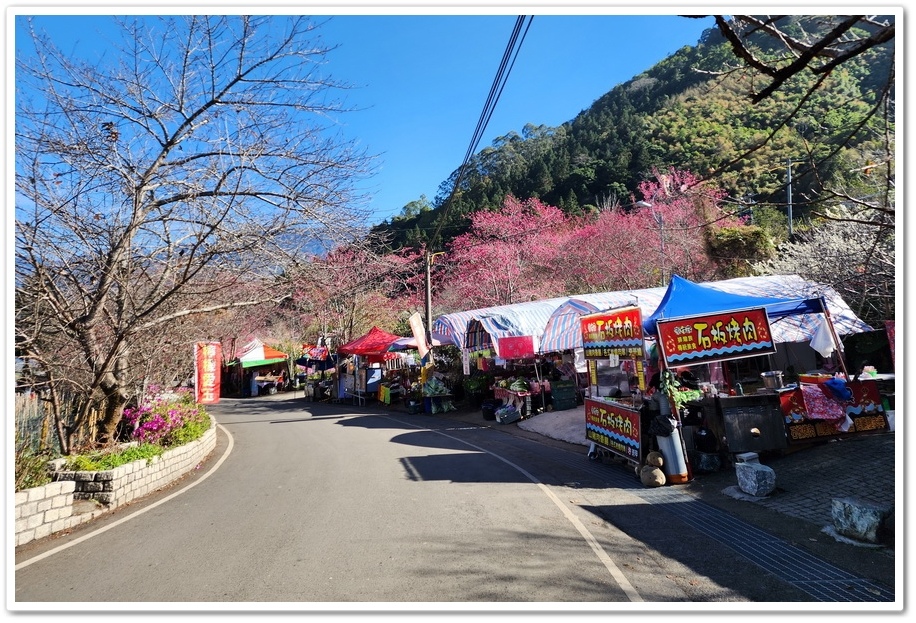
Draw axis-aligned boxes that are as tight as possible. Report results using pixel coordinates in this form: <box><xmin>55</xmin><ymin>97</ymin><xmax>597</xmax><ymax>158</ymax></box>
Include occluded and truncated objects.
<box><xmin>641</xmin><ymin>275</ymin><xmax>825</xmax><ymax>335</ymax></box>
<box><xmin>642</xmin><ymin>275</ymin><xmax>875</xmax><ymax>378</ymax></box>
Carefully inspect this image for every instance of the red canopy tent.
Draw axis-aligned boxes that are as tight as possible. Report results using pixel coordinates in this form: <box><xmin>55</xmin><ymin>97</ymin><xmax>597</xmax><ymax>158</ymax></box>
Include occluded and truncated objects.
<box><xmin>337</xmin><ymin>326</ymin><xmax>401</xmax><ymax>363</ymax></box>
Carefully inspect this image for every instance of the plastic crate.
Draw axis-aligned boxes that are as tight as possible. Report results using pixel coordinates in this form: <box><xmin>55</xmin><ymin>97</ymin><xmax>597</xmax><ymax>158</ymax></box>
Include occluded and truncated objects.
<box><xmin>481</xmin><ymin>398</ymin><xmax>503</xmax><ymax>421</ymax></box>
<box><xmin>551</xmin><ymin>397</ymin><xmax>577</xmax><ymax>411</ymax></box>
<box><xmin>496</xmin><ymin>409</ymin><xmax>522</xmax><ymax>425</ymax></box>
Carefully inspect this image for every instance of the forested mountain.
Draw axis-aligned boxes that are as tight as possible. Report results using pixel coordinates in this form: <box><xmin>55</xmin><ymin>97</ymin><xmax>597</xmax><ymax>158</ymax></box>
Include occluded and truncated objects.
<box><xmin>369</xmin><ymin>16</ymin><xmax>894</xmax><ymax>253</ymax></box>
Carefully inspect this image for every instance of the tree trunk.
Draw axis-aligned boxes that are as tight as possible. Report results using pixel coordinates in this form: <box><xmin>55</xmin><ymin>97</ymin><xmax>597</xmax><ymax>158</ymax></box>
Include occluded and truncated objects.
<box><xmin>96</xmin><ymin>360</ymin><xmax>130</xmax><ymax>445</ymax></box>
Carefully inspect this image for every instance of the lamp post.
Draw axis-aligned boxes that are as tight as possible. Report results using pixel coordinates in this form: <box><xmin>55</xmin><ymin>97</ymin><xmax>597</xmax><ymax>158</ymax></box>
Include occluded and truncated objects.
<box><xmin>636</xmin><ymin>200</ymin><xmax>666</xmax><ymax>285</ymax></box>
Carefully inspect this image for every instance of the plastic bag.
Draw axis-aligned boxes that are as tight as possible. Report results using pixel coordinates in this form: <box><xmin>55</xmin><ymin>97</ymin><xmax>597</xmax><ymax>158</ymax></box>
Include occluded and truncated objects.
<box><xmin>647</xmin><ymin>414</ymin><xmax>675</xmax><ymax>437</ymax></box>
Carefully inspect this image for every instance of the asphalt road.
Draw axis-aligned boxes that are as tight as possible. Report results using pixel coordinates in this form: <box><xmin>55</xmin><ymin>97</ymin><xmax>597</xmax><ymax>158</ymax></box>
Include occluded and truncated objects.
<box><xmin>12</xmin><ymin>395</ymin><xmax>889</xmax><ymax>612</ymax></box>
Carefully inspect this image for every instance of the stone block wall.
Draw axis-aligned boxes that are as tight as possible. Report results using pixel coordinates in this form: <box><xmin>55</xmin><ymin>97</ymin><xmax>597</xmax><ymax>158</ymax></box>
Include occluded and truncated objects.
<box><xmin>15</xmin><ymin>419</ymin><xmax>216</xmax><ymax>548</ymax></box>
<box><xmin>15</xmin><ymin>480</ymin><xmax>88</xmax><ymax>547</ymax></box>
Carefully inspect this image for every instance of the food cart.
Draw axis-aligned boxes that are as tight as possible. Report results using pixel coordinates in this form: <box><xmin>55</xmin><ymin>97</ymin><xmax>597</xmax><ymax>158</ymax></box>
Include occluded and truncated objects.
<box><xmin>579</xmin><ymin>306</ymin><xmax>651</xmax><ymax>475</ymax></box>
<box><xmin>641</xmin><ymin>275</ymin><xmax>888</xmax><ymax>473</ymax></box>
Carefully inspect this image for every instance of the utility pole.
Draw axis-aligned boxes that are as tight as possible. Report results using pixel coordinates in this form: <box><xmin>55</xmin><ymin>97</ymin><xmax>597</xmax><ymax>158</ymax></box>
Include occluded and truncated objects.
<box><xmin>786</xmin><ymin>159</ymin><xmax>794</xmax><ymax>237</ymax></box>
<box><xmin>425</xmin><ymin>251</ymin><xmax>433</xmax><ymax>337</ymax></box>
<box><xmin>424</xmin><ymin>251</ymin><xmax>445</xmax><ymax>338</ymax></box>
<box><xmin>636</xmin><ymin>199</ymin><xmax>665</xmax><ymax>285</ymax></box>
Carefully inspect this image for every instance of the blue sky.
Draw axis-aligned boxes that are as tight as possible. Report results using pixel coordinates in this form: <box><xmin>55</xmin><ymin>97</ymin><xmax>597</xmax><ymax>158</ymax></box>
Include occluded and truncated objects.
<box><xmin>11</xmin><ymin>7</ymin><xmax>716</xmax><ymax>226</ymax></box>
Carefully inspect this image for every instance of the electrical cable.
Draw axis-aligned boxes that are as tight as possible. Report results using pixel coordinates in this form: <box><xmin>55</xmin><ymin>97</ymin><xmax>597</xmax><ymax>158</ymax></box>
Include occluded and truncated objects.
<box><xmin>430</xmin><ymin>15</ymin><xmax>534</xmax><ymax>247</ymax></box>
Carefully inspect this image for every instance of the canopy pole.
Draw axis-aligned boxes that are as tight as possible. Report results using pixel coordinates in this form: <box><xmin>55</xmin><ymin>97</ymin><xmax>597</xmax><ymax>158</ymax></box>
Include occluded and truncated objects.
<box><xmin>819</xmin><ymin>296</ymin><xmax>850</xmax><ymax>378</ymax></box>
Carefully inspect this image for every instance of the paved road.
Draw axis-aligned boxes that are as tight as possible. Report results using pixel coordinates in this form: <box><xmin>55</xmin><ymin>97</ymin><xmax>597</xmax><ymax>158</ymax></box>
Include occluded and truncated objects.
<box><xmin>13</xmin><ymin>395</ymin><xmax>898</xmax><ymax>610</ymax></box>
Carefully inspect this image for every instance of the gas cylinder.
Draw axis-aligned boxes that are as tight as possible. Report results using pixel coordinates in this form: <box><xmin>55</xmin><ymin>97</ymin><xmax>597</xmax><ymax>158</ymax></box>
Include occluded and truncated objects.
<box><xmin>656</xmin><ymin>416</ymin><xmax>689</xmax><ymax>484</ymax></box>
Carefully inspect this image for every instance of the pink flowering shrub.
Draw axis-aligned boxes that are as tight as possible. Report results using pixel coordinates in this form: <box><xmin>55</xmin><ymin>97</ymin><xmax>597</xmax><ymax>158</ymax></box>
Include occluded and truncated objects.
<box><xmin>122</xmin><ymin>389</ymin><xmax>210</xmax><ymax>448</ymax></box>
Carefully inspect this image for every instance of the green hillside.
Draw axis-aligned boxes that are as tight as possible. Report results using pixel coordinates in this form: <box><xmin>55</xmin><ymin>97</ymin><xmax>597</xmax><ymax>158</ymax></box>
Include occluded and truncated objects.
<box><xmin>370</xmin><ymin>16</ymin><xmax>894</xmax><ymax>253</ymax></box>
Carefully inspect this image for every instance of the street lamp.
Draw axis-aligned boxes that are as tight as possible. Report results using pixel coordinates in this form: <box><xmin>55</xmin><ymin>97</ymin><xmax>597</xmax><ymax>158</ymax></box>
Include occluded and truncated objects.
<box><xmin>636</xmin><ymin>200</ymin><xmax>666</xmax><ymax>285</ymax></box>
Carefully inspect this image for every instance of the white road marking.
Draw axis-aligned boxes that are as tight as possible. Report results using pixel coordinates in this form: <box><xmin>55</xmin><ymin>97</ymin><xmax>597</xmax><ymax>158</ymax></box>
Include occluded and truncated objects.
<box><xmin>18</xmin><ymin>413</ymin><xmax>643</xmax><ymax>602</ymax></box>
<box><xmin>398</xmin><ymin>417</ymin><xmax>643</xmax><ymax>602</ymax></box>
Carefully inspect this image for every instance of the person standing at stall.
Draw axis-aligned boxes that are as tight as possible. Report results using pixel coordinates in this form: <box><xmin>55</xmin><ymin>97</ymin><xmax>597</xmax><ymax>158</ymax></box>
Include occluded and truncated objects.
<box><xmin>249</xmin><ymin>370</ymin><xmax>259</xmax><ymax>397</ymax></box>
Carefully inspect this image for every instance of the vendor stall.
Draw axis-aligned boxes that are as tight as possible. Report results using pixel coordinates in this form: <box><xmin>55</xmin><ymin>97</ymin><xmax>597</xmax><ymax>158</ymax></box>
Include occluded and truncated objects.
<box><xmin>337</xmin><ymin>327</ymin><xmax>401</xmax><ymax>405</ymax></box>
<box><xmin>779</xmin><ymin>376</ymin><xmax>891</xmax><ymax>442</ymax></box>
<box><xmin>226</xmin><ymin>339</ymin><xmax>289</xmax><ymax>397</ymax></box>
<box><xmin>642</xmin><ymin>275</ymin><xmax>884</xmax><ymax>476</ymax></box>
<box><xmin>578</xmin><ymin>306</ymin><xmax>657</xmax><ymax>476</ymax></box>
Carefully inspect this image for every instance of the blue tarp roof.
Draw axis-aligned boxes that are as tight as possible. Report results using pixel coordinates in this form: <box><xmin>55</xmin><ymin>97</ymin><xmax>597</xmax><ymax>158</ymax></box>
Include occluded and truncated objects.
<box><xmin>642</xmin><ymin>275</ymin><xmax>826</xmax><ymax>335</ymax></box>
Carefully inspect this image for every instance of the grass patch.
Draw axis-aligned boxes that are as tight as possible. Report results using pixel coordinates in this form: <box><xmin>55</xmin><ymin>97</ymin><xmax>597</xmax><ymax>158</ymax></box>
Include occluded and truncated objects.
<box><xmin>63</xmin><ymin>443</ymin><xmax>165</xmax><ymax>471</ymax></box>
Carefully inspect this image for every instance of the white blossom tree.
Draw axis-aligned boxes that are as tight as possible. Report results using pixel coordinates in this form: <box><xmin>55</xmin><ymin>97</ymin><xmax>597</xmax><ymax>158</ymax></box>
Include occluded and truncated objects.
<box><xmin>753</xmin><ymin>211</ymin><xmax>894</xmax><ymax>327</ymax></box>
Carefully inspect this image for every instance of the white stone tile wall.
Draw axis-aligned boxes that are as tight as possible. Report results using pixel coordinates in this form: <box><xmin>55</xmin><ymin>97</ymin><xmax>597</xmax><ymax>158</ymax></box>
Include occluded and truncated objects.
<box><xmin>15</xmin><ymin>418</ymin><xmax>216</xmax><ymax>547</ymax></box>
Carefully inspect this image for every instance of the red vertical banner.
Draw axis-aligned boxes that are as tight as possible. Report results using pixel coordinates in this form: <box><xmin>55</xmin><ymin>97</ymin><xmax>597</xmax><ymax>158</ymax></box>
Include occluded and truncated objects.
<box><xmin>195</xmin><ymin>341</ymin><xmax>222</xmax><ymax>404</ymax></box>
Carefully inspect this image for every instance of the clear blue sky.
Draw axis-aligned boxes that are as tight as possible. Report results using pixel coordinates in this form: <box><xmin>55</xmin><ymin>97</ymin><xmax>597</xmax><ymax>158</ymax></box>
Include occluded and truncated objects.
<box><xmin>12</xmin><ymin>7</ymin><xmax>716</xmax><ymax>226</ymax></box>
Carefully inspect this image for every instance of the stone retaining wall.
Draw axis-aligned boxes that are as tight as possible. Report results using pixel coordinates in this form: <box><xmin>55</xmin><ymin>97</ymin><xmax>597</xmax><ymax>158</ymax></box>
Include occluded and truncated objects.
<box><xmin>15</xmin><ymin>419</ymin><xmax>216</xmax><ymax>548</ymax></box>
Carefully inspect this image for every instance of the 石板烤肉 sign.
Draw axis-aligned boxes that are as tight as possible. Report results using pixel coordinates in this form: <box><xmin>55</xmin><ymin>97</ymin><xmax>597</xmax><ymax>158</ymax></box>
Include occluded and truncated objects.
<box><xmin>656</xmin><ymin>307</ymin><xmax>776</xmax><ymax>366</ymax></box>
<box><xmin>580</xmin><ymin>306</ymin><xmax>645</xmax><ymax>360</ymax></box>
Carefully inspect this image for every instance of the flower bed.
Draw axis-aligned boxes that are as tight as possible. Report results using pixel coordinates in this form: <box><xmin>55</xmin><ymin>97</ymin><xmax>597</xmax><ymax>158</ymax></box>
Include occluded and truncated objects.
<box><xmin>15</xmin><ymin>417</ymin><xmax>216</xmax><ymax>547</ymax></box>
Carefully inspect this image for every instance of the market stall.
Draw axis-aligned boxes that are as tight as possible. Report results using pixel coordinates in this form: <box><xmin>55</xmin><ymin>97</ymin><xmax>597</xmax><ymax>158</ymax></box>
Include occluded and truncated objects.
<box><xmin>337</xmin><ymin>327</ymin><xmax>401</xmax><ymax>405</ymax></box>
<box><xmin>225</xmin><ymin>339</ymin><xmax>290</xmax><ymax>397</ymax></box>
<box><xmin>450</xmin><ymin>310</ymin><xmax>555</xmax><ymax>419</ymax></box>
<box><xmin>295</xmin><ymin>345</ymin><xmax>338</xmax><ymax>399</ymax></box>
<box><xmin>641</xmin><ymin>275</ymin><xmax>883</xmax><ymax>474</ymax></box>
<box><xmin>578</xmin><ymin>306</ymin><xmax>661</xmax><ymax>477</ymax></box>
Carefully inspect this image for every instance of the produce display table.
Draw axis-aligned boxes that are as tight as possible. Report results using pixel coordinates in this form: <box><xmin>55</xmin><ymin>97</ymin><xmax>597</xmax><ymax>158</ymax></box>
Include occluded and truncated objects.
<box><xmin>423</xmin><ymin>394</ymin><xmax>453</xmax><ymax>414</ymax></box>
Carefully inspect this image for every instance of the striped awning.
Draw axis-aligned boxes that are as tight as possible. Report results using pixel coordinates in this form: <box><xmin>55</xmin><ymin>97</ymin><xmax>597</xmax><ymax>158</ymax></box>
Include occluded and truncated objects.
<box><xmin>434</xmin><ymin>275</ymin><xmax>873</xmax><ymax>361</ymax></box>
<box><xmin>434</xmin><ymin>296</ymin><xmax>569</xmax><ymax>356</ymax></box>
<box><xmin>464</xmin><ymin>314</ymin><xmax>525</xmax><ymax>355</ymax></box>
<box><xmin>539</xmin><ymin>289</ymin><xmax>667</xmax><ymax>353</ymax></box>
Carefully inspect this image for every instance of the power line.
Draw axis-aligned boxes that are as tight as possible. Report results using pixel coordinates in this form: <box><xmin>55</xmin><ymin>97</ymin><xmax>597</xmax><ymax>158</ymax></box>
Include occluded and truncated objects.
<box><xmin>430</xmin><ymin>15</ymin><xmax>534</xmax><ymax>247</ymax></box>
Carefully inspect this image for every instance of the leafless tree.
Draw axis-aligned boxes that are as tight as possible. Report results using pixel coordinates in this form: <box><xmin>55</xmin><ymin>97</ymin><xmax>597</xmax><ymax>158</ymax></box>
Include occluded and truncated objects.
<box><xmin>704</xmin><ymin>15</ymin><xmax>894</xmax><ymax>103</ymax></box>
<box><xmin>15</xmin><ymin>15</ymin><xmax>374</xmax><ymax>451</ymax></box>
<box><xmin>691</xmin><ymin>15</ymin><xmax>895</xmax><ymax>233</ymax></box>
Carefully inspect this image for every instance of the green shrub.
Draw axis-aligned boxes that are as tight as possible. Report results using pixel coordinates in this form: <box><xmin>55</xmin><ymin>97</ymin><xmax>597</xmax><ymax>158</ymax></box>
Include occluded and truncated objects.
<box><xmin>122</xmin><ymin>390</ymin><xmax>211</xmax><ymax>447</ymax></box>
<box><xmin>16</xmin><ymin>391</ymin><xmax>212</xmax><ymax>490</ymax></box>
<box><xmin>64</xmin><ymin>443</ymin><xmax>164</xmax><ymax>471</ymax></box>
<box><xmin>163</xmin><ymin>409</ymin><xmax>210</xmax><ymax>447</ymax></box>
<box><xmin>15</xmin><ymin>447</ymin><xmax>54</xmax><ymax>490</ymax></box>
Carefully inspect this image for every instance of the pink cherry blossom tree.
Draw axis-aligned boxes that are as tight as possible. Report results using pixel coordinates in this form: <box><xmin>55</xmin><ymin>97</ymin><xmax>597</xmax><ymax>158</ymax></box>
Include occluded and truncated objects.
<box><xmin>442</xmin><ymin>196</ymin><xmax>574</xmax><ymax>308</ymax></box>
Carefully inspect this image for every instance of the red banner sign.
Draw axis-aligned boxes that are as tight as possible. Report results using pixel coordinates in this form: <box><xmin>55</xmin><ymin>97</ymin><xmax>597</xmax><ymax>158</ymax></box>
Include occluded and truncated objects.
<box><xmin>584</xmin><ymin>398</ymin><xmax>641</xmax><ymax>462</ymax></box>
<box><xmin>303</xmin><ymin>346</ymin><xmax>329</xmax><ymax>361</ymax></box>
<box><xmin>656</xmin><ymin>307</ymin><xmax>776</xmax><ymax>367</ymax></box>
<box><xmin>580</xmin><ymin>306</ymin><xmax>645</xmax><ymax>360</ymax></box>
<box><xmin>498</xmin><ymin>335</ymin><xmax>535</xmax><ymax>359</ymax></box>
<box><xmin>194</xmin><ymin>341</ymin><xmax>222</xmax><ymax>404</ymax></box>
<box><xmin>885</xmin><ymin>320</ymin><xmax>895</xmax><ymax>369</ymax></box>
